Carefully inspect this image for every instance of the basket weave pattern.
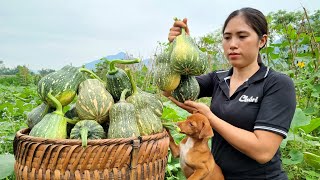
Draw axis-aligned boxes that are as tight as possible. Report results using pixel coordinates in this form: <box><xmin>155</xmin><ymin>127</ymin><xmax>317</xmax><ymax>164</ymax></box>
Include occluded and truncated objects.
<box><xmin>14</xmin><ymin>128</ymin><xmax>169</xmax><ymax>180</ymax></box>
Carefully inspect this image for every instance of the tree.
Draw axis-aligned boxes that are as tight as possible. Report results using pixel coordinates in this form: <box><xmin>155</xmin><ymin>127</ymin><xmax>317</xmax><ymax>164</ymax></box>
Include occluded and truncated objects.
<box><xmin>16</xmin><ymin>65</ymin><xmax>32</xmax><ymax>85</ymax></box>
<box><xmin>38</xmin><ymin>68</ymin><xmax>55</xmax><ymax>77</ymax></box>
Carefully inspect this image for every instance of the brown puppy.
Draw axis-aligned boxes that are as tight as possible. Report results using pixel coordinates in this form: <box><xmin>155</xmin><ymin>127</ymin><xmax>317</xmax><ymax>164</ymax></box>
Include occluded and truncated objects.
<box><xmin>167</xmin><ymin>113</ymin><xmax>224</xmax><ymax>180</ymax></box>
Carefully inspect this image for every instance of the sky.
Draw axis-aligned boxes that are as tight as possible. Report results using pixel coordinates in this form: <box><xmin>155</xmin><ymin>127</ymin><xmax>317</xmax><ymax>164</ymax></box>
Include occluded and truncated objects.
<box><xmin>0</xmin><ymin>0</ymin><xmax>319</xmax><ymax>70</ymax></box>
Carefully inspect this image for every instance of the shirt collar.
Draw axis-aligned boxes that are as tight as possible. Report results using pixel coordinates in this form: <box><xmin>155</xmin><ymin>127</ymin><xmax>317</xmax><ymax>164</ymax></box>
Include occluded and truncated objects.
<box><xmin>216</xmin><ymin>63</ymin><xmax>270</xmax><ymax>84</ymax></box>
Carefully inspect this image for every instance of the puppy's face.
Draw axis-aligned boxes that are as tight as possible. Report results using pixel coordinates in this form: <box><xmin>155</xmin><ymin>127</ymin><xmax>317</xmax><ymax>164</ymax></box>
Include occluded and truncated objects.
<box><xmin>177</xmin><ymin>113</ymin><xmax>214</xmax><ymax>139</ymax></box>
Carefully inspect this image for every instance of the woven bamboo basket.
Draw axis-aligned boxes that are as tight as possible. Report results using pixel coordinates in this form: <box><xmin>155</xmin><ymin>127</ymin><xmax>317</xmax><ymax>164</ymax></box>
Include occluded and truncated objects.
<box><xmin>13</xmin><ymin>128</ymin><xmax>170</xmax><ymax>180</ymax></box>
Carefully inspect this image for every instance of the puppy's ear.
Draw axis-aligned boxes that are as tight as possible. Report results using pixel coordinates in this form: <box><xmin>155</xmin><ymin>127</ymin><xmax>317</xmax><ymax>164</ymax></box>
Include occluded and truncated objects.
<box><xmin>199</xmin><ymin>121</ymin><xmax>214</xmax><ymax>139</ymax></box>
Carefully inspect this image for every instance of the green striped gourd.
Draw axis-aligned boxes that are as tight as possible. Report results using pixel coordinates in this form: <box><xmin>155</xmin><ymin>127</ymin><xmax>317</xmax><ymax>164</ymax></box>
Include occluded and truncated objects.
<box><xmin>172</xmin><ymin>75</ymin><xmax>200</xmax><ymax>102</ymax></box>
<box><xmin>76</xmin><ymin>79</ymin><xmax>114</xmax><ymax>124</ymax></box>
<box><xmin>106</xmin><ymin>59</ymin><xmax>140</xmax><ymax>101</ymax></box>
<box><xmin>108</xmin><ymin>89</ymin><xmax>140</xmax><ymax>138</ymax></box>
<box><xmin>139</xmin><ymin>90</ymin><xmax>163</xmax><ymax>117</ymax></box>
<box><xmin>27</xmin><ymin>102</ymin><xmax>53</xmax><ymax>129</ymax></box>
<box><xmin>126</xmin><ymin>69</ymin><xmax>163</xmax><ymax>135</ymax></box>
<box><xmin>170</xmin><ymin>27</ymin><xmax>208</xmax><ymax>75</ymax></box>
<box><xmin>29</xmin><ymin>92</ymin><xmax>67</xmax><ymax>139</ymax></box>
<box><xmin>37</xmin><ymin>65</ymin><xmax>103</xmax><ymax>107</ymax></box>
<box><xmin>70</xmin><ymin>120</ymin><xmax>106</xmax><ymax>147</ymax></box>
<box><xmin>154</xmin><ymin>50</ymin><xmax>181</xmax><ymax>91</ymax></box>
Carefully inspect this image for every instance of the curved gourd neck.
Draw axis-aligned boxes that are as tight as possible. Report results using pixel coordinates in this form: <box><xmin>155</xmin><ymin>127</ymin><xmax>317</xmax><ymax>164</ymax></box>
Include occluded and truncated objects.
<box><xmin>181</xmin><ymin>28</ymin><xmax>186</xmax><ymax>36</ymax></box>
<box><xmin>126</xmin><ymin>68</ymin><xmax>138</xmax><ymax>95</ymax></box>
<box><xmin>47</xmin><ymin>92</ymin><xmax>63</xmax><ymax>116</ymax></box>
<box><xmin>79</xmin><ymin>68</ymin><xmax>106</xmax><ymax>86</ymax></box>
<box><xmin>108</xmin><ymin>59</ymin><xmax>141</xmax><ymax>75</ymax></box>
<box><xmin>119</xmin><ymin>89</ymin><xmax>129</xmax><ymax>102</ymax></box>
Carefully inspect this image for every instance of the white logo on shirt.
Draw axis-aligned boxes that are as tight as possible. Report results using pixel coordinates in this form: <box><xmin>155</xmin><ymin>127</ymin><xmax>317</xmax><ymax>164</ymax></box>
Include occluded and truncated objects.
<box><xmin>239</xmin><ymin>95</ymin><xmax>259</xmax><ymax>103</ymax></box>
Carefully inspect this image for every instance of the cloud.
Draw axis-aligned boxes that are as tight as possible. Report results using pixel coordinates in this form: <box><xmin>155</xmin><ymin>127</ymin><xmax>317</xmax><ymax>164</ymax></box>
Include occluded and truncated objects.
<box><xmin>0</xmin><ymin>0</ymin><xmax>318</xmax><ymax>70</ymax></box>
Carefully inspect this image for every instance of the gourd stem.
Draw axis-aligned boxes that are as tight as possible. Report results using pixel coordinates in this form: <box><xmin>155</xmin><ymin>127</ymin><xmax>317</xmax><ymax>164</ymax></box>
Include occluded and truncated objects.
<box><xmin>108</xmin><ymin>59</ymin><xmax>141</xmax><ymax>75</ymax></box>
<box><xmin>168</xmin><ymin>43</ymin><xmax>173</xmax><ymax>53</ymax></box>
<box><xmin>47</xmin><ymin>92</ymin><xmax>63</xmax><ymax>115</ymax></box>
<box><xmin>80</xmin><ymin>127</ymin><xmax>88</xmax><ymax>147</ymax></box>
<box><xmin>172</xmin><ymin>17</ymin><xmax>185</xmax><ymax>36</ymax></box>
<box><xmin>181</xmin><ymin>28</ymin><xmax>186</xmax><ymax>36</ymax></box>
<box><xmin>120</xmin><ymin>89</ymin><xmax>129</xmax><ymax>102</ymax></box>
<box><xmin>66</xmin><ymin>118</ymin><xmax>79</xmax><ymax>125</ymax></box>
<box><xmin>79</xmin><ymin>68</ymin><xmax>106</xmax><ymax>86</ymax></box>
<box><xmin>125</xmin><ymin>69</ymin><xmax>138</xmax><ymax>94</ymax></box>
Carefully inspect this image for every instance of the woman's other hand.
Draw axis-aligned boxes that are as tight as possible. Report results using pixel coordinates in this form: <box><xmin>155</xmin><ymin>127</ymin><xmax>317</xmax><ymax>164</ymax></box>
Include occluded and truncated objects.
<box><xmin>162</xmin><ymin>91</ymin><xmax>197</xmax><ymax>113</ymax></box>
<box><xmin>184</xmin><ymin>100</ymin><xmax>214</xmax><ymax>119</ymax></box>
<box><xmin>168</xmin><ymin>18</ymin><xmax>190</xmax><ymax>43</ymax></box>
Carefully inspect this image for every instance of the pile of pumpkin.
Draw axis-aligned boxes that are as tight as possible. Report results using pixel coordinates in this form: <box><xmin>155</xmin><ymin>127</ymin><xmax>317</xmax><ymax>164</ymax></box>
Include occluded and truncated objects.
<box><xmin>154</xmin><ymin>22</ymin><xmax>208</xmax><ymax>102</ymax></box>
<box><xmin>26</xmin><ymin>21</ymin><xmax>208</xmax><ymax>147</ymax></box>
<box><xmin>27</xmin><ymin>59</ymin><xmax>163</xmax><ymax>147</ymax></box>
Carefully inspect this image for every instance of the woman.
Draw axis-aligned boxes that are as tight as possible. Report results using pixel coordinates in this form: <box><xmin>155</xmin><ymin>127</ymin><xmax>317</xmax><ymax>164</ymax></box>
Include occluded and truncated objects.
<box><xmin>166</xmin><ymin>7</ymin><xmax>296</xmax><ymax>179</ymax></box>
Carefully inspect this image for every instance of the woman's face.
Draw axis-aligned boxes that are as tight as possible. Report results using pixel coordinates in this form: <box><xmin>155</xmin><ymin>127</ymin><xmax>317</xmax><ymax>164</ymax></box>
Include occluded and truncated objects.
<box><xmin>222</xmin><ymin>15</ymin><xmax>266</xmax><ymax>68</ymax></box>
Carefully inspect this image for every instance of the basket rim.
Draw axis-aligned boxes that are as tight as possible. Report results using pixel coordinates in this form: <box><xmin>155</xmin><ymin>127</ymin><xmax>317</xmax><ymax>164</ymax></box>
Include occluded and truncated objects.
<box><xmin>15</xmin><ymin>128</ymin><xmax>168</xmax><ymax>146</ymax></box>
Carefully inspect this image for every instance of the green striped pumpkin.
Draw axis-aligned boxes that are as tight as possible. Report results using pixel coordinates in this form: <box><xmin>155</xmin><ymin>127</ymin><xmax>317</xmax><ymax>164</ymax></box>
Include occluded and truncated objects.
<box><xmin>172</xmin><ymin>75</ymin><xmax>200</xmax><ymax>102</ymax></box>
<box><xmin>126</xmin><ymin>69</ymin><xmax>163</xmax><ymax>135</ymax></box>
<box><xmin>76</xmin><ymin>79</ymin><xmax>114</xmax><ymax>124</ymax></box>
<box><xmin>106</xmin><ymin>59</ymin><xmax>140</xmax><ymax>101</ymax></box>
<box><xmin>170</xmin><ymin>28</ymin><xmax>208</xmax><ymax>76</ymax></box>
<box><xmin>27</xmin><ymin>102</ymin><xmax>53</xmax><ymax>129</ymax></box>
<box><xmin>37</xmin><ymin>66</ymin><xmax>87</xmax><ymax>107</ymax></box>
<box><xmin>108</xmin><ymin>89</ymin><xmax>140</xmax><ymax>138</ymax></box>
<box><xmin>70</xmin><ymin>120</ymin><xmax>106</xmax><ymax>147</ymax></box>
<box><xmin>139</xmin><ymin>90</ymin><xmax>163</xmax><ymax>117</ymax></box>
<box><xmin>29</xmin><ymin>92</ymin><xmax>67</xmax><ymax>139</ymax></box>
<box><xmin>154</xmin><ymin>62</ymin><xmax>181</xmax><ymax>91</ymax></box>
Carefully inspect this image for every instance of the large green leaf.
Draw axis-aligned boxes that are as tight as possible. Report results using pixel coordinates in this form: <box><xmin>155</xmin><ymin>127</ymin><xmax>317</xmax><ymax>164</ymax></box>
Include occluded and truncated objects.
<box><xmin>290</xmin><ymin>108</ymin><xmax>311</xmax><ymax>133</ymax></box>
<box><xmin>270</xmin><ymin>53</ymin><xmax>280</xmax><ymax>59</ymax></box>
<box><xmin>304</xmin><ymin>152</ymin><xmax>320</xmax><ymax>169</ymax></box>
<box><xmin>0</xmin><ymin>154</ymin><xmax>15</xmax><ymax>179</ymax></box>
<box><xmin>162</xmin><ymin>101</ymin><xmax>190</xmax><ymax>122</ymax></box>
<box><xmin>260</xmin><ymin>47</ymin><xmax>275</xmax><ymax>54</ymax></box>
<box><xmin>282</xmin><ymin>149</ymin><xmax>304</xmax><ymax>165</ymax></box>
<box><xmin>300</xmin><ymin>118</ymin><xmax>320</xmax><ymax>134</ymax></box>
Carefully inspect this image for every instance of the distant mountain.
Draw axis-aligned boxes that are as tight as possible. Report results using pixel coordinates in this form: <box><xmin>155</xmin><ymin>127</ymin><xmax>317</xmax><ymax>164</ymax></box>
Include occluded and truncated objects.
<box><xmin>84</xmin><ymin>52</ymin><xmax>153</xmax><ymax>70</ymax></box>
<box><xmin>84</xmin><ymin>52</ymin><xmax>127</xmax><ymax>70</ymax></box>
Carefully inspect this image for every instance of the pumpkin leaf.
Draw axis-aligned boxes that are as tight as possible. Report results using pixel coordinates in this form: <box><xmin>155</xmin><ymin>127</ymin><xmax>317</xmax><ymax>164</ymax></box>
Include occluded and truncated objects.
<box><xmin>283</xmin><ymin>149</ymin><xmax>303</xmax><ymax>165</ymax></box>
<box><xmin>303</xmin><ymin>152</ymin><xmax>320</xmax><ymax>169</ymax></box>
<box><xmin>0</xmin><ymin>154</ymin><xmax>15</xmax><ymax>179</ymax></box>
<box><xmin>290</xmin><ymin>108</ymin><xmax>311</xmax><ymax>133</ymax></box>
<box><xmin>299</xmin><ymin>118</ymin><xmax>320</xmax><ymax>134</ymax></box>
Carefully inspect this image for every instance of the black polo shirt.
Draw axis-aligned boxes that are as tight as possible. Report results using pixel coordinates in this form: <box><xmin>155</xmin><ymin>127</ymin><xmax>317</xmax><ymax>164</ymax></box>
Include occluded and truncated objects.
<box><xmin>196</xmin><ymin>63</ymin><xmax>296</xmax><ymax>180</ymax></box>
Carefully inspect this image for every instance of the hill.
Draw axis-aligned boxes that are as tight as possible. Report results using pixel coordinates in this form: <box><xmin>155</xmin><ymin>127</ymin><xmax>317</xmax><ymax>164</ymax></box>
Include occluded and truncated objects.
<box><xmin>84</xmin><ymin>52</ymin><xmax>152</xmax><ymax>70</ymax></box>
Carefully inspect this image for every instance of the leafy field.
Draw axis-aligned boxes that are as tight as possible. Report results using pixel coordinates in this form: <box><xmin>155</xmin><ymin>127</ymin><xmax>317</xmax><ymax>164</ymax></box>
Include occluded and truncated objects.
<box><xmin>1</xmin><ymin>9</ymin><xmax>320</xmax><ymax>180</ymax></box>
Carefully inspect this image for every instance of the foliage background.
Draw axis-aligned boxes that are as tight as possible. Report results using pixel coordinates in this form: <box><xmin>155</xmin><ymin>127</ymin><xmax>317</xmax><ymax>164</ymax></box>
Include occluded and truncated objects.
<box><xmin>0</xmin><ymin>9</ymin><xmax>319</xmax><ymax>180</ymax></box>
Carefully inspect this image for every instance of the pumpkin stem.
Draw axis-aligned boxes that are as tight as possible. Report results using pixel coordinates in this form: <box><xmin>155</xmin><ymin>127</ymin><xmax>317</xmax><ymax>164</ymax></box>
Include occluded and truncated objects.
<box><xmin>172</xmin><ymin>17</ymin><xmax>185</xmax><ymax>36</ymax></box>
<box><xmin>168</xmin><ymin>42</ymin><xmax>173</xmax><ymax>53</ymax></box>
<box><xmin>79</xmin><ymin>68</ymin><xmax>106</xmax><ymax>86</ymax></box>
<box><xmin>125</xmin><ymin>68</ymin><xmax>138</xmax><ymax>94</ymax></box>
<box><xmin>120</xmin><ymin>89</ymin><xmax>129</xmax><ymax>102</ymax></box>
<box><xmin>66</xmin><ymin>118</ymin><xmax>80</xmax><ymax>125</ymax></box>
<box><xmin>173</xmin><ymin>17</ymin><xmax>180</xmax><ymax>21</ymax></box>
<box><xmin>181</xmin><ymin>28</ymin><xmax>186</xmax><ymax>36</ymax></box>
<box><xmin>47</xmin><ymin>92</ymin><xmax>64</xmax><ymax>116</ymax></box>
<box><xmin>80</xmin><ymin>127</ymin><xmax>88</xmax><ymax>147</ymax></box>
<box><xmin>108</xmin><ymin>59</ymin><xmax>141</xmax><ymax>75</ymax></box>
